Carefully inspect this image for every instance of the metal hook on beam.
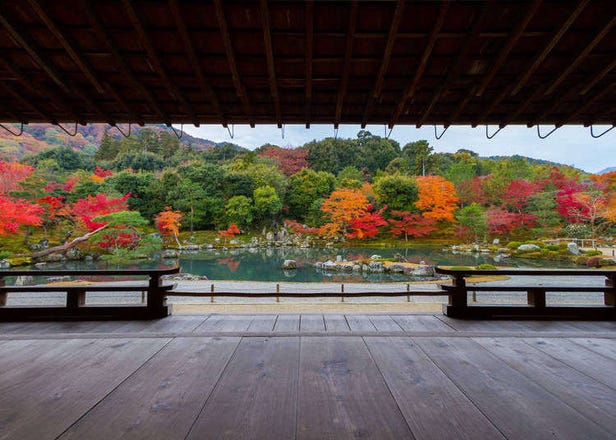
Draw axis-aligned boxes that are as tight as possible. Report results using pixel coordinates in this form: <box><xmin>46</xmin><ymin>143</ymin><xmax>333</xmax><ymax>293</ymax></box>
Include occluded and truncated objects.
<box><xmin>334</xmin><ymin>127</ymin><xmax>339</xmax><ymax>140</ymax></box>
<box><xmin>590</xmin><ymin>125</ymin><xmax>614</xmax><ymax>138</ymax></box>
<box><xmin>485</xmin><ymin>125</ymin><xmax>503</xmax><ymax>140</ymax></box>
<box><xmin>112</xmin><ymin>123</ymin><xmax>131</xmax><ymax>138</ymax></box>
<box><xmin>56</xmin><ymin>122</ymin><xmax>78</xmax><ymax>137</ymax></box>
<box><xmin>170</xmin><ymin>123</ymin><xmax>184</xmax><ymax>140</ymax></box>
<box><xmin>536</xmin><ymin>125</ymin><xmax>559</xmax><ymax>139</ymax></box>
<box><xmin>0</xmin><ymin>122</ymin><xmax>24</xmax><ymax>136</ymax></box>
<box><xmin>434</xmin><ymin>125</ymin><xmax>448</xmax><ymax>140</ymax></box>
<box><xmin>384</xmin><ymin>124</ymin><xmax>393</xmax><ymax>139</ymax></box>
<box><xmin>226</xmin><ymin>124</ymin><xmax>234</xmax><ymax>139</ymax></box>
<box><xmin>281</xmin><ymin>124</ymin><xmax>285</xmax><ymax>140</ymax></box>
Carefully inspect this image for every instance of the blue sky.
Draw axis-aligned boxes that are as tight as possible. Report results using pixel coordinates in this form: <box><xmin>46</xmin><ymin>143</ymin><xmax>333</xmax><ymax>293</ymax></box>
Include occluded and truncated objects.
<box><xmin>182</xmin><ymin>124</ymin><xmax>615</xmax><ymax>174</ymax></box>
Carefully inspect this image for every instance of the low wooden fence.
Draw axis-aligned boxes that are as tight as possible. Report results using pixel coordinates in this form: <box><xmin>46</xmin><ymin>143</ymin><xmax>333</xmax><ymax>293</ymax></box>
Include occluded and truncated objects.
<box><xmin>435</xmin><ymin>267</ymin><xmax>616</xmax><ymax>320</ymax></box>
<box><xmin>0</xmin><ymin>267</ymin><xmax>179</xmax><ymax>321</ymax></box>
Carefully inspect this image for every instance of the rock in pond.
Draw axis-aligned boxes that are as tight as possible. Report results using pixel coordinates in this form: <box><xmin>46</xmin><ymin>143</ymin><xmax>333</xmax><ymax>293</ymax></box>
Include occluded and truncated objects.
<box><xmin>567</xmin><ymin>242</ymin><xmax>580</xmax><ymax>255</ymax></box>
<box><xmin>517</xmin><ymin>244</ymin><xmax>541</xmax><ymax>252</ymax></box>
<box><xmin>282</xmin><ymin>259</ymin><xmax>297</xmax><ymax>270</ymax></box>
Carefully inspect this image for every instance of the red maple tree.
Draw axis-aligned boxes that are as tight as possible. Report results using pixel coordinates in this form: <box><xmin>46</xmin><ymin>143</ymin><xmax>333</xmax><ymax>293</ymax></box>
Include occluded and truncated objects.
<box><xmin>388</xmin><ymin>211</ymin><xmax>437</xmax><ymax>241</ymax></box>
<box><xmin>70</xmin><ymin>194</ymin><xmax>130</xmax><ymax>230</ymax></box>
<box><xmin>0</xmin><ymin>161</ymin><xmax>34</xmax><ymax>194</ymax></box>
<box><xmin>347</xmin><ymin>209</ymin><xmax>387</xmax><ymax>239</ymax></box>
<box><xmin>0</xmin><ymin>195</ymin><xmax>43</xmax><ymax>235</ymax></box>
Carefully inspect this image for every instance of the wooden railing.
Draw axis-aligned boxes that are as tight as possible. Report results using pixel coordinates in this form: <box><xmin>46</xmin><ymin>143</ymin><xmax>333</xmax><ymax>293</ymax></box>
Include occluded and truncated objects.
<box><xmin>435</xmin><ymin>267</ymin><xmax>616</xmax><ymax>320</ymax></box>
<box><xmin>0</xmin><ymin>267</ymin><xmax>179</xmax><ymax>321</ymax></box>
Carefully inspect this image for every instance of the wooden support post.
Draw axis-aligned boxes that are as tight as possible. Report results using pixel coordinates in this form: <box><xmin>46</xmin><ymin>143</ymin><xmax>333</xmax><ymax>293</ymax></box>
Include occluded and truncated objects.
<box><xmin>276</xmin><ymin>283</ymin><xmax>280</xmax><ymax>303</ymax></box>
<box><xmin>406</xmin><ymin>283</ymin><xmax>410</xmax><ymax>302</ymax></box>
<box><xmin>341</xmin><ymin>283</ymin><xmax>344</xmax><ymax>302</ymax></box>
<box><xmin>66</xmin><ymin>288</ymin><xmax>86</xmax><ymax>309</ymax></box>
<box><xmin>605</xmin><ymin>275</ymin><xmax>615</xmax><ymax>306</ymax></box>
<box><xmin>210</xmin><ymin>284</ymin><xmax>215</xmax><ymax>303</ymax></box>
<box><xmin>450</xmin><ymin>275</ymin><xmax>468</xmax><ymax>307</ymax></box>
<box><xmin>527</xmin><ymin>288</ymin><xmax>546</xmax><ymax>308</ymax></box>
<box><xmin>0</xmin><ymin>276</ymin><xmax>6</xmax><ymax>307</ymax></box>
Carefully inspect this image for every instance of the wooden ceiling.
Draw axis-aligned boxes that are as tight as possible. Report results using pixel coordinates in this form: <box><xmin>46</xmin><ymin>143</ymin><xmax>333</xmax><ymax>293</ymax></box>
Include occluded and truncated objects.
<box><xmin>0</xmin><ymin>0</ymin><xmax>614</xmax><ymax>129</ymax></box>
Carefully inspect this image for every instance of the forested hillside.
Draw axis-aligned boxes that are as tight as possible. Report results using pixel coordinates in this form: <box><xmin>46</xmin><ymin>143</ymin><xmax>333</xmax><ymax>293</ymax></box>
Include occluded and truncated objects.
<box><xmin>1</xmin><ymin>127</ymin><xmax>615</xmax><ymax>263</ymax></box>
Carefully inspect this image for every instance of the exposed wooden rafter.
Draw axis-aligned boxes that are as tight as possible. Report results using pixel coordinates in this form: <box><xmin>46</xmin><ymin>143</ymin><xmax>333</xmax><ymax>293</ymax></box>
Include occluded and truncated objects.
<box><xmin>560</xmin><ymin>82</ymin><xmax>615</xmax><ymax>126</ymax></box>
<box><xmin>447</xmin><ymin>0</ymin><xmax>542</xmax><ymax>126</ymax></box>
<box><xmin>122</xmin><ymin>0</ymin><xmax>198</xmax><ymax>125</ymax></box>
<box><xmin>389</xmin><ymin>1</ymin><xmax>450</xmax><ymax>128</ymax></box>
<box><xmin>214</xmin><ymin>0</ymin><xmax>254</xmax><ymax>127</ymax></box>
<box><xmin>334</xmin><ymin>1</ymin><xmax>358</xmax><ymax>129</ymax></box>
<box><xmin>168</xmin><ymin>0</ymin><xmax>225</xmax><ymax>126</ymax></box>
<box><xmin>418</xmin><ymin>0</ymin><xmax>491</xmax><ymax>128</ymax></box>
<box><xmin>361</xmin><ymin>0</ymin><xmax>404</xmax><ymax>129</ymax></box>
<box><xmin>305</xmin><ymin>1</ymin><xmax>313</xmax><ymax>128</ymax></box>
<box><xmin>510</xmin><ymin>0</ymin><xmax>590</xmax><ymax>96</ymax></box>
<box><xmin>260</xmin><ymin>0</ymin><xmax>282</xmax><ymax>128</ymax></box>
<box><xmin>83</xmin><ymin>1</ymin><xmax>167</xmax><ymax>123</ymax></box>
<box><xmin>476</xmin><ymin>0</ymin><xmax>590</xmax><ymax>126</ymax></box>
<box><xmin>545</xmin><ymin>16</ymin><xmax>615</xmax><ymax>96</ymax></box>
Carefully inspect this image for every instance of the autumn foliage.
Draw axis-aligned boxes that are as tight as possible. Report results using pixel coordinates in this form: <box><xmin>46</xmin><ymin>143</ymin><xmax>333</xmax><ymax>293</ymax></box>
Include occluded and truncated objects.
<box><xmin>70</xmin><ymin>193</ymin><xmax>130</xmax><ymax>230</ymax></box>
<box><xmin>415</xmin><ymin>176</ymin><xmax>459</xmax><ymax>222</ymax></box>
<box><xmin>218</xmin><ymin>223</ymin><xmax>241</xmax><ymax>238</ymax></box>
<box><xmin>0</xmin><ymin>161</ymin><xmax>34</xmax><ymax>194</ymax></box>
<box><xmin>0</xmin><ymin>195</ymin><xmax>43</xmax><ymax>235</ymax></box>
<box><xmin>388</xmin><ymin>211</ymin><xmax>437</xmax><ymax>241</ymax></box>
<box><xmin>155</xmin><ymin>207</ymin><xmax>183</xmax><ymax>246</ymax></box>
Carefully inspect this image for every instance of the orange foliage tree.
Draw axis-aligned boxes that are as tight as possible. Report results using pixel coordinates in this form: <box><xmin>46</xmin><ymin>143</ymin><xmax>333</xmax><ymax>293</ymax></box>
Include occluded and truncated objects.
<box><xmin>415</xmin><ymin>176</ymin><xmax>459</xmax><ymax>222</ymax></box>
<box><xmin>155</xmin><ymin>207</ymin><xmax>183</xmax><ymax>248</ymax></box>
<box><xmin>318</xmin><ymin>188</ymin><xmax>372</xmax><ymax>237</ymax></box>
<box><xmin>0</xmin><ymin>161</ymin><xmax>34</xmax><ymax>194</ymax></box>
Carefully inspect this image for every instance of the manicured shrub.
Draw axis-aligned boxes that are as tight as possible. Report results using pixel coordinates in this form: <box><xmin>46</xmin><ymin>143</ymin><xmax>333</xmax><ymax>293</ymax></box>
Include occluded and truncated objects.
<box><xmin>476</xmin><ymin>264</ymin><xmax>496</xmax><ymax>270</ymax></box>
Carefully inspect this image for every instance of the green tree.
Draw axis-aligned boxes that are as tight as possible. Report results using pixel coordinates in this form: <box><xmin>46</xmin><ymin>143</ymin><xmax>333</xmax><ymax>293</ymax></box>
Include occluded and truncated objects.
<box><xmin>402</xmin><ymin>140</ymin><xmax>433</xmax><ymax>176</ymax></box>
<box><xmin>286</xmin><ymin>169</ymin><xmax>336</xmax><ymax>221</ymax></box>
<box><xmin>373</xmin><ymin>174</ymin><xmax>418</xmax><ymax>212</ymax></box>
<box><xmin>456</xmin><ymin>203</ymin><xmax>488</xmax><ymax>243</ymax></box>
<box><xmin>253</xmin><ymin>185</ymin><xmax>282</xmax><ymax>224</ymax></box>
<box><xmin>337</xmin><ymin>166</ymin><xmax>364</xmax><ymax>189</ymax></box>
<box><xmin>225</xmin><ymin>196</ymin><xmax>253</xmax><ymax>228</ymax></box>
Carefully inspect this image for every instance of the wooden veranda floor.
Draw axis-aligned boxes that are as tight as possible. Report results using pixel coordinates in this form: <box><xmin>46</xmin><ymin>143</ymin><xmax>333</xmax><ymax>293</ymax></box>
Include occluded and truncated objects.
<box><xmin>1</xmin><ymin>313</ymin><xmax>615</xmax><ymax>439</ymax></box>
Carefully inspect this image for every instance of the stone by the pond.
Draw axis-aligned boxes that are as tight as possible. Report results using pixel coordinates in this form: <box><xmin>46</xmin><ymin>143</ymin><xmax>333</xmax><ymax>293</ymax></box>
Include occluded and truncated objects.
<box><xmin>162</xmin><ymin>249</ymin><xmax>180</xmax><ymax>259</ymax></box>
<box><xmin>492</xmin><ymin>238</ymin><xmax>500</xmax><ymax>245</ymax></box>
<box><xmin>353</xmin><ymin>264</ymin><xmax>361</xmax><ymax>272</ymax></box>
<box><xmin>368</xmin><ymin>261</ymin><xmax>383</xmax><ymax>272</ymax></box>
<box><xmin>517</xmin><ymin>244</ymin><xmax>541</xmax><ymax>252</ymax></box>
<box><xmin>65</xmin><ymin>247</ymin><xmax>82</xmax><ymax>260</ymax></box>
<box><xmin>336</xmin><ymin>255</ymin><xmax>342</xmax><ymax>262</ymax></box>
<box><xmin>407</xmin><ymin>265</ymin><xmax>435</xmax><ymax>277</ymax></box>
<box><xmin>282</xmin><ymin>259</ymin><xmax>297</xmax><ymax>270</ymax></box>
<box><xmin>0</xmin><ymin>259</ymin><xmax>9</xmax><ymax>269</ymax></box>
<box><xmin>43</xmin><ymin>253</ymin><xmax>66</xmax><ymax>262</ymax></box>
<box><xmin>370</xmin><ymin>255</ymin><xmax>382</xmax><ymax>260</ymax></box>
<box><xmin>388</xmin><ymin>264</ymin><xmax>405</xmax><ymax>273</ymax></box>
<box><xmin>567</xmin><ymin>242</ymin><xmax>580</xmax><ymax>255</ymax></box>
<box><xmin>15</xmin><ymin>275</ymin><xmax>34</xmax><ymax>286</ymax></box>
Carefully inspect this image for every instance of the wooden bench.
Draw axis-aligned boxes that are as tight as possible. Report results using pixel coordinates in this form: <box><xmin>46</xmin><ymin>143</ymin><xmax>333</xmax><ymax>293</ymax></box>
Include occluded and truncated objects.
<box><xmin>0</xmin><ymin>267</ymin><xmax>179</xmax><ymax>321</ymax></box>
<box><xmin>435</xmin><ymin>267</ymin><xmax>616</xmax><ymax>320</ymax></box>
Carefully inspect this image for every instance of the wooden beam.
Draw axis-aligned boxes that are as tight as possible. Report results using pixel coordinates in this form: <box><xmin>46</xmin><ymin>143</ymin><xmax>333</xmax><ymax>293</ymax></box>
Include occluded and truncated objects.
<box><xmin>334</xmin><ymin>1</ymin><xmax>358</xmax><ymax>129</ymax></box>
<box><xmin>476</xmin><ymin>0</ymin><xmax>589</xmax><ymax>125</ymax></box>
<box><xmin>122</xmin><ymin>0</ymin><xmax>198</xmax><ymax>125</ymax></box>
<box><xmin>417</xmin><ymin>0</ymin><xmax>491</xmax><ymax>128</ymax></box>
<box><xmin>168</xmin><ymin>0</ymin><xmax>225</xmax><ymax>126</ymax></box>
<box><xmin>0</xmin><ymin>81</ymin><xmax>46</xmax><ymax>122</ymax></box>
<box><xmin>544</xmin><ymin>16</ymin><xmax>615</xmax><ymax>95</ymax></box>
<box><xmin>580</xmin><ymin>59</ymin><xmax>616</xmax><ymax>96</ymax></box>
<box><xmin>361</xmin><ymin>0</ymin><xmax>404</xmax><ymax>128</ymax></box>
<box><xmin>214</xmin><ymin>0</ymin><xmax>254</xmax><ymax>127</ymax></box>
<box><xmin>474</xmin><ymin>0</ymin><xmax>543</xmax><ymax>98</ymax></box>
<box><xmin>0</xmin><ymin>11</ymin><xmax>69</xmax><ymax>93</ymax></box>
<box><xmin>27</xmin><ymin>0</ymin><xmax>141</xmax><ymax>124</ymax></box>
<box><xmin>389</xmin><ymin>1</ymin><xmax>450</xmax><ymax>128</ymax></box>
<box><xmin>260</xmin><ymin>0</ymin><xmax>282</xmax><ymax>128</ymax></box>
<box><xmin>26</xmin><ymin>0</ymin><xmax>104</xmax><ymax>94</ymax></box>
<box><xmin>510</xmin><ymin>0</ymin><xmax>590</xmax><ymax>96</ymax></box>
<box><xmin>559</xmin><ymin>82</ymin><xmax>615</xmax><ymax>125</ymax></box>
<box><xmin>305</xmin><ymin>1</ymin><xmax>313</xmax><ymax>128</ymax></box>
<box><xmin>0</xmin><ymin>58</ymin><xmax>82</xmax><ymax>124</ymax></box>
<box><xmin>83</xmin><ymin>1</ymin><xmax>168</xmax><ymax>123</ymax></box>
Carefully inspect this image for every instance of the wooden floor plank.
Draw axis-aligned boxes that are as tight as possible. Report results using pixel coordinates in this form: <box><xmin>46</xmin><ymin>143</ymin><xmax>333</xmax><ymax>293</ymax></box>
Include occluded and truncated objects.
<box><xmin>570</xmin><ymin>338</ymin><xmax>616</xmax><ymax>360</ymax></box>
<box><xmin>298</xmin><ymin>336</ymin><xmax>413</xmax><ymax>439</ymax></box>
<box><xmin>247</xmin><ymin>315</ymin><xmax>277</xmax><ymax>332</ymax></box>
<box><xmin>59</xmin><ymin>337</ymin><xmax>240</xmax><ymax>440</ymax></box>
<box><xmin>365</xmin><ymin>337</ymin><xmax>504</xmax><ymax>440</ymax></box>
<box><xmin>475</xmin><ymin>337</ymin><xmax>616</xmax><ymax>435</ymax></box>
<box><xmin>187</xmin><ymin>337</ymin><xmax>300</xmax><ymax>440</ymax></box>
<box><xmin>392</xmin><ymin>315</ymin><xmax>455</xmax><ymax>332</ymax></box>
<box><xmin>415</xmin><ymin>337</ymin><xmax>613</xmax><ymax>440</ymax></box>
<box><xmin>563</xmin><ymin>321</ymin><xmax>616</xmax><ymax>332</ymax></box>
<box><xmin>368</xmin><ymin>315</ymin><xmax>404</xmax><ymax>332</ymax></box>
<box><xmin>195</xmin><ymin>315</ymin><xmax>254</xmax><ymax>332</ymax></box>
<box><xmin>300</xmin><ymin>315</ymin><xmax>325</xmax><ymax>332</ymax></box>
<box><xmin>323</xmin><ymin>314</ymin><xmax>351</xmax><ymax>332</ymax></box>
<box><xmin>0</xmin><ymin>338</ymin><xmax>169</xmax><ymax>440</ymax></box>
<box><xmin>525</xmin><ymin>338</ymin><xmax>616</xmax><ymax>390</ymax></box>
<box><xmin>345</xmin><ymin>315</ymin><xmax>377</xmax><ymax>332</ymax></box>
<box><xmin>273</xmin><ymin>314</ymin><xmax>300</xmax><ymax>332</ymax></box>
